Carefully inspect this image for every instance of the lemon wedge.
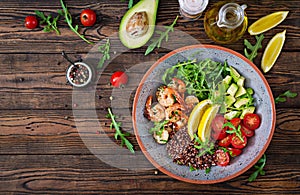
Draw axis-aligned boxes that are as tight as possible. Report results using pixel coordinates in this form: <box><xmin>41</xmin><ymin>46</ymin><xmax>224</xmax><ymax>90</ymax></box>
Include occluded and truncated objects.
<box><xmin>261</xmin><ymin>30</ymin><xmax>286</xmax><ymax>73</ymax></box>
<box><xmin>187</xmin><ymin>99</ymin><xmax>212</xmax><ymax>140</ymax></box>
<box><xmin>248</xmin><ymin>11</ymin><xmax>289</xmax><ymax>35</ymax></box>
<box><xmin>197</xmin><ymin>104</ymin><xmax>220</xmax><ymax>142</ymax></box>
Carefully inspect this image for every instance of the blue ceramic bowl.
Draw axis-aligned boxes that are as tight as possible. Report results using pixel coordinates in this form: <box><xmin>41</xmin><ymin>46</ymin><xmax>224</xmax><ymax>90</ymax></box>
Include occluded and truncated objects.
<box><xmin>133</xmin><ymin>44</ymin><xmax>276</xmax><ymax>184</ymax></box>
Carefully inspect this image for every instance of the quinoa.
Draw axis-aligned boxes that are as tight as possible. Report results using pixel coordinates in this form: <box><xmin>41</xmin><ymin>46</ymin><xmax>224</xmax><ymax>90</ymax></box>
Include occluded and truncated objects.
<box><xmin>166</xmin><ymin>128</ymin><xmax>217</xmax><ymax>170</ymax></box>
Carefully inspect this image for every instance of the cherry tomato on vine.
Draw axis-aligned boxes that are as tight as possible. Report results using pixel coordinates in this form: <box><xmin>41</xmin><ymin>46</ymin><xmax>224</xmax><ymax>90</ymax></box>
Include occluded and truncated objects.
<box><xmin>110</xmin><ymin>71</ymin><xmax>128</xmax><ymax>87</ymax></box>
<box><xmin>231</xmin><ymin>134</ymin><xmax>247</xmax><ymax>149</ymax></box>
<box><xmin>243</xmin><ymin>113</ymin><xmax>261</xmax><ymax>130</ymax></box>
<box><xmin>229</xmin><ymin>118</ymin><xmax>241</xmax><ymax>129</ymax></box>
<box><xmin>25</xmin><ymin>15</ymin><xmax>38</xmax><ymax>29</ymax></box>
<box><xmin>80</xmin><ymin>9</ymin><xmax>96</xmax><ymax>27</ymax></box>
<box><xmin>215</xmin><ymin>149</ymin><xmax>230</xmax><ymax>166</ymax></box>
<box><xmin>227</xmin><ymin>147</ymin><xmax>242</xmax><ymax>157</ymax></box>
<box><xmin>241</xmin><ymin>124</ymin><xmax>255</xmax><ymax>137</ymax></box>
<box><xmin>218</xmin><ymin>135</ymin><xmax>231</xmax><ymax>147</ymax></box>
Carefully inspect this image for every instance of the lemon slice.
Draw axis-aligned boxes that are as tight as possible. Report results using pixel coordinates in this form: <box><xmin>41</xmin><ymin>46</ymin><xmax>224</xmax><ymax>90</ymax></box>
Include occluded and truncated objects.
<box><xmin>248</xmin><ymin>11</ymin><xmax>289</xmax><ymax>35</ymax></box>
<box><xmin>261</xmin><ymin>30</ymin><xmax>286</xmax><ymax>73</ymax></box>
<box><xmin>187</xmin><ymin>99</ymin><xmax>212</xmax><ymax>140</ymax></box>
<box><xmin>197</xmin><ymin>104</ymin><xmax>220</xmax><ymax>142</ymax></box>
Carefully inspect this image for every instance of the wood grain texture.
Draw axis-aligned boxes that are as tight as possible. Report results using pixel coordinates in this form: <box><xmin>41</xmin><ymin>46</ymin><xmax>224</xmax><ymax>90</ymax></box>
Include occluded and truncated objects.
<box><xmin>0</xmin><ymin>0</ymin><xmax>299</xmax><ymax>193</ymax></box>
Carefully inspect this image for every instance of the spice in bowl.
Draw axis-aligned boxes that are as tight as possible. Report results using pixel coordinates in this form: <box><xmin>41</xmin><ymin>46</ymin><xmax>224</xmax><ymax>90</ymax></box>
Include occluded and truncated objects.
<box><xmin>66</xmin><ymin>62</ymin><xmax>93</xmax><ymax>87</ymax></box>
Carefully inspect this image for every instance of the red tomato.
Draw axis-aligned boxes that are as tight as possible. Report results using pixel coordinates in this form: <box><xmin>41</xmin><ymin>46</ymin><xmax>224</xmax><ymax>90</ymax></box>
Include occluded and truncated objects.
<box><xmin>25</xmin><ymin>15</ymin><xmax>38</xmax><ymax>29</ymax></box>
<box><xmin>211</xmin><ymin>115</ymin><xmax>228</xmax><ymax>140</ymax></box>
<box><xmin>80</xmin><ymin>9</ymin><xmax>97</xmax><ymax>27</ymax></box>
<box><xmin>218</xmin><ymin>135</ymin><xmax>232</xmax><ymax>147</ymax></box>
<box><xmin>231</xmin><ymin>134</ymin><xmax>247</xmax><ymax>149</ymax></box>
<box><xmin>241</xmin><ymin>124</ymin><xmax>255</xmax><ymax>137</ymax></box>
<box><xmin>243</xmin><ymin>113</ymin><xmax>261</xmax><ymax>130</ymax></box>
<box><xmin>215</xmin><ymin>149</ymin><xmax>230</xmax><ymax>166</ymax></box>
<box><xmin>227</xmin><ymin>147</ymin><xmax>242</xmax><ymax>157</ymax></box>
<box><xmin>110</xmin><ymin>71</ymin><xmax>128</xmax><ymax>87</ymax></box>
<box><xmin>230</xmin><ymin>118</ymin><xmax>241</xmax><ymax>129</ymax></box>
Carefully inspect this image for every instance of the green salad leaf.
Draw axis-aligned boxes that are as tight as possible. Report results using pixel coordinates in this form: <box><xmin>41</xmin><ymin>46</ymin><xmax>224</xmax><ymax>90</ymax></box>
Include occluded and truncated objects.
<box><xmin>275</xmin><ymin>90</ymin><xmax>298</xmax><ymax>103</ymax></box>
<box><xmin>244</xmin><ymin>34</ymin><xmax>264</xmax><ymax>61</ymax></box>
<box><xmin>145</xmin><ymin>16</ymin><xmax>178</xmax><ymax>55</ymax></box>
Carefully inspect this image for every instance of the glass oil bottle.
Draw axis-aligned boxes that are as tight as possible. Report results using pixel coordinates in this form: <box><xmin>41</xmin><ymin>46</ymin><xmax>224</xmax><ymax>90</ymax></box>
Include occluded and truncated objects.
<box><xmin>204</xmin><ymin>1</ymin><xmax>248</xmax><ymax>44</ymax></box>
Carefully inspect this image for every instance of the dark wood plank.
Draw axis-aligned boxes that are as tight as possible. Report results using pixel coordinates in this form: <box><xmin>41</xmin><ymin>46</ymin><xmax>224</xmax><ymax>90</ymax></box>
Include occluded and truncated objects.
<box><xmin>0</xmin><ymin>0</ymin><xmax>299</xmax><ymax>54</ymax></box>
<box><xmin>0</xmin><ymin>108</ymin><xmax>299</xmax><ymax>156</ymax></box>
<box><xmin>0</xmin><ymin>154</ymin><xmax>298</xmax><ymax>194</ymax></box>
<box><xmin>0</xmin><ymin>51</ymin><xmax>299</xmax><ymax>110</ymax></box>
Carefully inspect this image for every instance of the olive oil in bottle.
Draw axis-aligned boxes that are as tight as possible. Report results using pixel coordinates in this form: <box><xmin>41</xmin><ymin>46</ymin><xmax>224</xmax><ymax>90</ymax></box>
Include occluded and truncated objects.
<box><xmin>204</xmin><ymin>1</ymin><xmax>248</xmax><ymax>44</ymax></box>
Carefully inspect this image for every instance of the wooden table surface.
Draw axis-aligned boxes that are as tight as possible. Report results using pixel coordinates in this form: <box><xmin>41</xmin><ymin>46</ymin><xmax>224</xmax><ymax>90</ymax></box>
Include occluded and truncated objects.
<box><xmin>0</xmin><ymin>0</ymin><xmax>299</xmax><ymax>194</ymax></box>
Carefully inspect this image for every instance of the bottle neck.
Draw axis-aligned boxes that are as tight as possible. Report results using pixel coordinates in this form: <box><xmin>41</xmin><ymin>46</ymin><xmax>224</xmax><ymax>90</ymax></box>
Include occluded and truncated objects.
<box><xmin>217</xmin><ymin>3</ymin><xmax>247</xmax><ymax>29</ymax></box>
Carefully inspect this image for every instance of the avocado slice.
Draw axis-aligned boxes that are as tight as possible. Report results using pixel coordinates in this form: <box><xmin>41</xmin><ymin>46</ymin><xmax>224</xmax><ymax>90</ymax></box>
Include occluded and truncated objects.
<box><xmin>119</xmin><ymin>0</ymin><xmax>159</xmax><ymax>49</ymax></box>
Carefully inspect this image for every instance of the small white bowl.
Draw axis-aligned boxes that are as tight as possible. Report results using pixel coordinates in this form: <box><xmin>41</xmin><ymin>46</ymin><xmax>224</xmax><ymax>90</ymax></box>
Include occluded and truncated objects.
<box><xmin>66</xmin><ymin>62</ymin><xmax>93</xmax><ymax>88</ymax></box>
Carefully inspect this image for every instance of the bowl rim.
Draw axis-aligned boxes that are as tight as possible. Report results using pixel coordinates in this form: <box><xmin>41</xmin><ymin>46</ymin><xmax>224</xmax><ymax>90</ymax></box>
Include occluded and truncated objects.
<box><xmin>132</xmin><ymin>44</ymin><xmax>276</xmax><ymax>184</ymax></box>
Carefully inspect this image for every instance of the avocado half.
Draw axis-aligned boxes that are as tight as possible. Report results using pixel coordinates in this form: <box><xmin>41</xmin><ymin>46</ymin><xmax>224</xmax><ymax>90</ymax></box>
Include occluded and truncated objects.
<box><xmin>119</xmin><ymin>0</ymin><xmax>159</xmax><ymax>49</ymax></box>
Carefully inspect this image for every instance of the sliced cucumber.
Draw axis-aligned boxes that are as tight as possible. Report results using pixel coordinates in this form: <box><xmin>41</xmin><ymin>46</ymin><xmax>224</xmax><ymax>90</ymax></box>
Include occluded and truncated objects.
<box><xmin>235</xmin><ymin>86</ymin><xmax>247</xmax><ymax>98</ymax></box>
<box><xmin>234</xmin><ymin>98</ymin><xmax>249</xmax><ymax>108</ymax></box>
<box><xmin>227</xmin><ymin>83</ymin><xmax>238</xmax><ymax>97</ymax></box>
<box><xmin>224</xmin><ymin>110</ymin><xmax>241</xmax><ymax>120</ymax></box>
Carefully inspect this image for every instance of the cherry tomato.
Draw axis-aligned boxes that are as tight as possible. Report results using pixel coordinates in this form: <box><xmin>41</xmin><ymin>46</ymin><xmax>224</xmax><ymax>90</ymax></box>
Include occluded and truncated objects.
<box><xmin>229</xmin><ymin>118</ymin><xmax>241</xmax><ymax>129</ymax></box>
<box><xmin>25</xmin><ymin>15</ymin><xmax>38</xmax><ymax>29</ymax></box>
<box><xmin>227</xmin><ymin>147</ymin><xmax>242</xmax><ymax>157</ymax></box>
<box><xmin>110</xmin><ymin>71</ymin><xmax>128</xmax><ymax>87</ymax></box>
<box><xmin>215</xmin><ymin>149</ymin><xmax>230</xmax><ymax>166</ymax></box>
<box><xmin>80</xmin><ymin>9</ymin><xmax>96</xmax><ymax>27</ymax></box>
<box><xmin>218</xmin><ymin>135</ymin><xmax>232</xmax><ymax>147</ymax></box>
<box><xmin>211</xmin><ymin>115</ymin><xmax>228</xmax><ymax>140</ymax></box>
<box><xmin>231</xmin><ymin>134</ymin><xmax>247</xmax><ymax>149</ymax></box>
<box><xmin>243</xmin><ymin>113</ymin><xmax>261</xmax><ymax>130</ymax></box>
<box><xmin>241</xmin><ymin>124</ymin><xmax>255</xmax><ymax>137</ymax></box>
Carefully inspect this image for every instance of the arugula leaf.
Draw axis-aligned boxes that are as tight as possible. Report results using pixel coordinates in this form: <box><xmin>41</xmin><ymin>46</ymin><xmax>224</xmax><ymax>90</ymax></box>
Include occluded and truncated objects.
<box><xmin>248</xmin><ymin>154</ymin><xmax>266</xmax><ymax>182</ymax></box>
<box><xmin>223</xmin><ymin>122</ymin><xmax>244</xmax><ymax>142</ymax></box>
<box><xmin>275</xmin><ymin>90</ymin><xmax>298</xmax><ymax>104</ymax></box>
<box><xmin>150</xmin><ymin>120</ymin><xmax>169</xmax><ymax>135</ymax></box>
<box><xmin>35</xmin><ymin>10</ymin><xmax>61</xmax><ymax>35</ymax></box>
<box><xmin>59</xmin><ymin>0</ymin><xmax>93</xmax><ymax>44</ymax></box>
<box><xmin>121</xmin><ymin>0</ymin><xmax>134</xmax><ymax>9</ymax></box>
<box><xmin>244</xmin><ymin>34</ymin><xmax>264</xmax><ymax>61</ymax></box>
<box><xmin>145</xmin><ymin>15</ymin><xmax>179</xmax><ymax>55</ymax></box>
<box><xmin>98</xmin><ymin>39</ymin><xmax>111</xmax><ymax>68</ymax></box>
<box><xmin>106</xmin><ymin>108</ymin><xmax>135</xmax><ymax>153</ymax></box>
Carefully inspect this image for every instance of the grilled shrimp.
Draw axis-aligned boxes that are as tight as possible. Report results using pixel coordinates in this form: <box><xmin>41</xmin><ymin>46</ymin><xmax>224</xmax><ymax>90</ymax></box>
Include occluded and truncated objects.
<box><xmin>165</xmin><ymin>103</ymin><xmax>188</xmax><ymax>131</ymax></box>
<box><xmin>185</xmin><ymin>95</ymin><xmax>200</xmax><ymax>111</ymax></box>
<box><xmin>153</xmin><ymin>129</ymin><xmax>169</xmax><ymax>144</ymax></box>
<box><xmin>168</xmin><ymin>78</ymin><xmax>186</xmax><ymax>94</ymax></box>
<box><xmin>144</xmin><ymin>95</ymin><xmax>166</xmax><ymax>122</ymax></box>
<box><xmin>156</xmin><ymin>86</ymin><xmax>186</xmax><ymax>108</ymax></box>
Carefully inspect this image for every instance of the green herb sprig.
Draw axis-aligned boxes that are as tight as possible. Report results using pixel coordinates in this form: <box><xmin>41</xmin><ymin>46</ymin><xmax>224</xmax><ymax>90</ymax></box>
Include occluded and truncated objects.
<box><xmin>59</xmin><ymin>0</ymin><xmax>93</xmax><ymax>44</ymax></box>
<box><xmin>121</xmin><ymin>0</ymin><xmax>134</xmax><ymax>9</ymax></box>
<box><xmin>244</xmin><ymin>34</ymin><xmax>264</xmax><ymax>61</ymax></box>
<box><xmin>248</xmin><ymin>154</ymin><xmax>266</xmax><ymax>182</ymax></box>
<box><xmin>98</xmin><ymin>39</ymin><xmax>111</xmax><ymax>68</ymax></box>
<box><xmin>35</xmin><ymin>10</ymin><xmax>61</xmax><ymax>35</ymax></box>
<box><xmin>106</xmin><ymin>108</ymin><xmax>135</xmax><ymax>153</ymax></box>
<box><xmin>145</xmin><ymin>15</ymin><xmax>179</xmax><ymax>55</ymax></box>
<box><xmin>193</xmin><ymin>134</ymin><xmax>215</xmax><ymax>157</ymax></box>
<box><xmin>223</xmin><ymin>122</ymin><xmax>244</xmax><ymax>142</ymax></box>
<box><xmin>149</xmin><ymin>120</ymin><xmax>169</xmax><ymax>135</ymax></box>
<box><xmin>275</xmin><ymin>90</ymin><xmax>298</xmax><ymax>104</ymax></box>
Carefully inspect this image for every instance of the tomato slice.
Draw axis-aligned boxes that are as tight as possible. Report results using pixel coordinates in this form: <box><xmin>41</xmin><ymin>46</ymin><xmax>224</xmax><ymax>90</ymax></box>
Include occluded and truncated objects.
<box><xmin>215</xmin><ymin>149</ymin><xmax>230</xmax><ymax>166</ymax></box>
<box><xmin>218</xmin><ymin>135</ymin><xmax>232</xmax><ymax>147</ymax></box>
<box><xmin>229</xmin><ymin>118</ymin><xmax>241</xmax><ymax>129</ymax></box>
<box><xmin>211</xmin><ymin>115</ymin><xmax>228</xmax><ymax>140</ymax></box>
<box><xmin>227</xmin><ymin>147</ymin><xmax>242</xmax><ymax>157</ymax></box>
<box><xmin>243</xmin><ymin>113</ymin><xmax>261</xmax><ymax>130</ymax></box>
<box><xmin>231</xmin><ymin>134</ymin><xmax>247</xmax><ymax>149</ymax></box>
<box><xmin>241</xmin><ymin>124</ymin><xmax>255</xmax><ymax>137</ymax></box>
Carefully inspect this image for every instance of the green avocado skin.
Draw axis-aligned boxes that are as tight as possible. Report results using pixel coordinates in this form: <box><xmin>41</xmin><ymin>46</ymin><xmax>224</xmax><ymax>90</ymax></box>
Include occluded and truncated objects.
<box><xmin>119</xmin><ymin>0</ymin><xmax>159</xmax><ymax>49</ymax></box>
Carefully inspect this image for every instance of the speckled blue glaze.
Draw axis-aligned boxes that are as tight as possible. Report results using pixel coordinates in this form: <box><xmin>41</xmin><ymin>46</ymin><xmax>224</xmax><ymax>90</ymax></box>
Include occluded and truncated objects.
<box><xmin>133</xmin><ymin>45</ymin><xmax>275</xmax><ymax>184</ymax></box>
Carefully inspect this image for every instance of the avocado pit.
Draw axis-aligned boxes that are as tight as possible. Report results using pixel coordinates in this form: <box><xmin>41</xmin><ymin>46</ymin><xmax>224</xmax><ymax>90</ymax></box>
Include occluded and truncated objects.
<box><xmin>126</xmin><ymin>11</ymin><xmax>149</xmax><ymax>38</ymax></box>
